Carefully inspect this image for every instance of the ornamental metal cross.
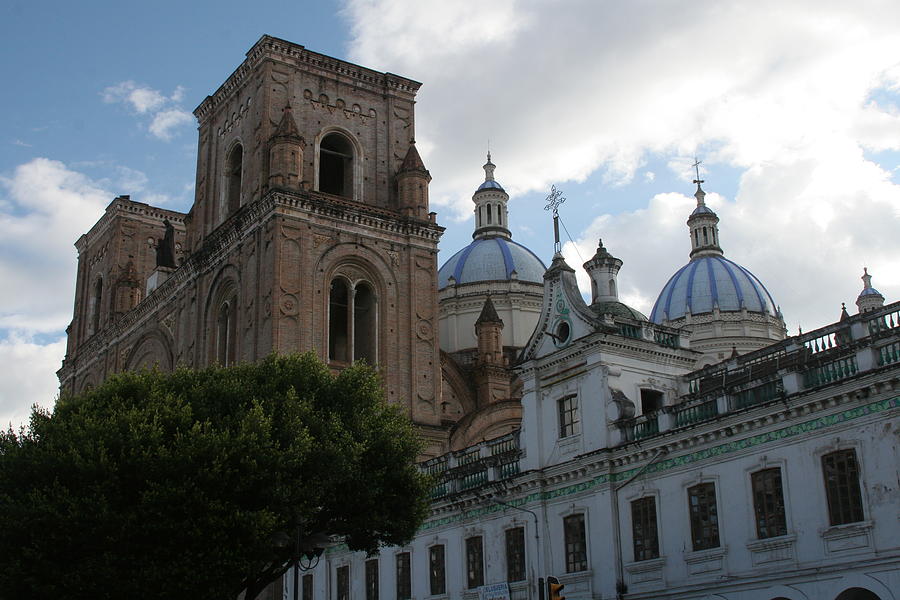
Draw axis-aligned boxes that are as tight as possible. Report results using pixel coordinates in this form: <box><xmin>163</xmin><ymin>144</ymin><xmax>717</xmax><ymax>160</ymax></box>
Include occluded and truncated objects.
<box><xmin>544</xmin><ymin>185</ymin><xmax>566</xmax><ymax>252</ymax></box>
<box><xmin>692</xmin><ymin>157</ymin><xmax>704</xmax><ymax>186</ymax></box>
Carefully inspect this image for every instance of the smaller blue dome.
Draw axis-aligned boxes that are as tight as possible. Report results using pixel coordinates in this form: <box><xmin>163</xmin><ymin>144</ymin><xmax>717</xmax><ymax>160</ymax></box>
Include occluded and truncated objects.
<box><xmin>477</xmin><ymin>180</ymin><xmax>506</xmax><ymax>193</ymax></box>
<box><xmin>691</xmin><ymin>205</ymin><xmax>716</xmax><ymax>216</ymax></box>
<box><xmin>651</xmin><ymin>256</ymin><xmax>777</xmax><ymax>323</ymax></box>
<box><xmin>859</xmin><ymin>287</ymin><xmax>883</xmax><ymax>297</ymax></box>
<box><xmin>439</xmin><ymin>237</ymin><xmax>546</xmax><ymax>289</ymax></box>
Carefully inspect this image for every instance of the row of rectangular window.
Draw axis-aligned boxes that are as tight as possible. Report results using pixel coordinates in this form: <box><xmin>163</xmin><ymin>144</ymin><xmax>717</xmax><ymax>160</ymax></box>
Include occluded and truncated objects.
<box><xmin>628</xmin><ymin>449</ymin><xmax>865</xmax><ymax>563</ymax></box>
<box><xmin>331</xmin><ymin>527</ymin><xmax>527</xmax><ymax>600</ymax></box>
<box><xmin>329</xmin><ymin>449</ymin><xmax>864</xmax><ymax>597</ymax></box>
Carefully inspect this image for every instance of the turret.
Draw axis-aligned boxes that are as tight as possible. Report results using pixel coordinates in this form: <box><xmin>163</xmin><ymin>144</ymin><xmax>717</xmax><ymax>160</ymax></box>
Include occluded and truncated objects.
<box><xmin>473</xmin><ymin>296</ymin><xmax>510</xmax><ymax>406</ymax></box>
<box><xmin>268</xmin><ymin>104</ymin><xmax>305</xmax><ymax>191</ymax></box>
<box><xmin>582</xmin><ymin>239</ymin><xmax>623</xmax><ymax>304</ymax></box>
<box><xmin>396</xmin><ymin>140</ymin><xmax>431</xmax><ymax>218</ymax></box>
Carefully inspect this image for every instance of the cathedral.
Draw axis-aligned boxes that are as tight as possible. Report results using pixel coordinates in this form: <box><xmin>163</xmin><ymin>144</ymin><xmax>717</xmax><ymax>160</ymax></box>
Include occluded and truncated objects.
<box><xmin>59</xmin><ymin>36</ymin><xmax>899</xmax><ymax>600</ymax></box>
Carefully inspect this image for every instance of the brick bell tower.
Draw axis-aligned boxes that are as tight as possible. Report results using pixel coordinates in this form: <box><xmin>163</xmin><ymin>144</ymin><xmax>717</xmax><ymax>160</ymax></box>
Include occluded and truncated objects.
<box><xmin>60</xmin><ymin>36</ymin><xmax>448</xmax><ymax>456</ymax></box>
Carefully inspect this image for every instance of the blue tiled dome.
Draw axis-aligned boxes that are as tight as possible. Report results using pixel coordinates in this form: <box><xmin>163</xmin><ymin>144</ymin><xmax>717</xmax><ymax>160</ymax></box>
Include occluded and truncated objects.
<box><xmin>650</xmin><ymin>256</ymin><xmax>777</xmax><ymax>323</ymax></box>
<box><xmin>439</xmin><ymin>237</ymin><xmax>546</xmax><ymax>289</ymax></box>
<box><xmin>477</xmin><ymin>180</ymin><xmax>506</xmax><ymax>192</ymax></box>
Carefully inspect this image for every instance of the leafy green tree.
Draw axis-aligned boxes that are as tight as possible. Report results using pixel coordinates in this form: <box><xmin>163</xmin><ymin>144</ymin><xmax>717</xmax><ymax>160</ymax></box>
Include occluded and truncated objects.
<box><xmin>0</xmin><ymin>353</ymin><xmax>431</xmax><ymax>600</ymax></box>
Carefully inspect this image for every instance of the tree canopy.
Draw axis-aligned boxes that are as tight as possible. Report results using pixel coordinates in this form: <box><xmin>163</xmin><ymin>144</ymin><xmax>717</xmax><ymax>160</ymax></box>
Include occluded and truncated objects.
<box><xmin>0</xmin><ymin>353</ymin><xmax>431</xmax><ymax>600</ymax></box>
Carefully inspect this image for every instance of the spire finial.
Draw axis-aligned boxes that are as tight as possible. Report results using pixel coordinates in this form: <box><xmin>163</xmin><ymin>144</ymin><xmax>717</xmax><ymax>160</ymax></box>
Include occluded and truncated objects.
<box><xmin>483</xmin><ymin>151</ymin><xmax>496</xmax><ymax>181</ymax></box>
<box><xmin>692</xmin><ymin>156</ymin><xmax>706</xmax><ymax>205</ymax></box>
<box><xmin>861</xmin><ymin>267</ymin><xmax>872</xmax><ymax>290</ymax></box>
<box><xmin>544</xmin><ymin>185</ymin><xmax>566</xmax><ymax>253</ymax></box>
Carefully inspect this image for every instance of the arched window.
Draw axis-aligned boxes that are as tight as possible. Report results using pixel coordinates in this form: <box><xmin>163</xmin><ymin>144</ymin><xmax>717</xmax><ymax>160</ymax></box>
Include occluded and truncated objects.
<box><xmin>486</xmin><ymin>205</ymin><xmax>492</xmax><ymax>224</ymax></box>
<box><xmin>226</xmin><ymin>144</ymin><xmax>243</xmax><ymax>214</ymax></box>
<box><xmin>319</xmin><ymin>132</ymin><xmax>354</xmax><ymax>197</ymax></box>
<box><xmin>91</xmin><ymin>277</ymin><xmax>103</xmax><ymax>335</ymax></box>
<box><xmin>215</xmin><ymin>297</ymin><xmax>237</xmax><ymax>366</ymax></box>
<box><xmin>703</xmin><ymin>226</ymin><xmax>709</xmax><ymax>244</ymax></box>
<box><xmin>329</xmin><ymin>277</ymin><xmax>377</xmax><ymax>365</ymax></box>
<box><xmin>609</xmin><ymin>278</ymin><xmax>617</xmax><ymax>298</ymax></box>
<box><xmin>329</xmin><ymin>279</ymin><xmax>350</xmax><ymax>362</ymax></box>
<box><xmin>354</xmin><ymin>282</ymin><xmax>376</xmax><ymax>364</ymax></box>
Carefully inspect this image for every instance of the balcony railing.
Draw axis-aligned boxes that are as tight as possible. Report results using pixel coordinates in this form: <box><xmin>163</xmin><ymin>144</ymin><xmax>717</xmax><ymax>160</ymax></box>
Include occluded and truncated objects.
<box><xmin>616</xmin><ymin>301</ymin><xmax>900</xmax><ymax>445</ymax></box>
<box><xmin>674</xmin><ymin>398</ymin><xmax>719</xmax><ymax>427</ymax></box>
<box><xmin>803</xmin><ymin>355</ymin><xmax>858</xmax><ymax>388</ymax></box>
<box><xmin>732</xmin><ymin>380</ymin><xmax>781</xmax><ymax>410</ymax></box>
<box><xmin>420</xmin><ymin>430</ymin><xmax>522</xmax><ymax>499</ymax></box>
<box><xmin>633</xmin><ymin>414</ymin><xmax>660</xmax><ymax>439</ymax></box>
<box><xmin>878</xmin><ymin>340</ymin><xmax>900</xmax><ymax>366</ymax></box>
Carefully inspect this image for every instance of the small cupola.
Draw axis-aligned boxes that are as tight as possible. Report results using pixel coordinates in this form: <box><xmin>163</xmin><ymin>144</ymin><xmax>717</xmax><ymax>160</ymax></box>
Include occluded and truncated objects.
<box><xmin>472</xmin><ymin>153</ymin><xmax>511</xmax><ymax>240</ymax></box>
<box><xmin>855</xmin><ymin>267</ymin><xmax>885</xmax><ymax>313</ymax></box>
<box><xmin>687</xmin><ymin>181</ymin><xmax>723</xmax><ymax>258</ymax></box>
<box><xmin>582</xmin><ymin>239</ymin><xmax>623</xmax><ymax>304</ymax></box>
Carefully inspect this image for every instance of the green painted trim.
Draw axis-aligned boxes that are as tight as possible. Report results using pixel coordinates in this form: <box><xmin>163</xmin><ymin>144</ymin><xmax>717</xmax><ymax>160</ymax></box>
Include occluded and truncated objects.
<box><xmin>420</xmin><ymin>396</ymin><xmax>898</xmax><ymax>532</ymax></box>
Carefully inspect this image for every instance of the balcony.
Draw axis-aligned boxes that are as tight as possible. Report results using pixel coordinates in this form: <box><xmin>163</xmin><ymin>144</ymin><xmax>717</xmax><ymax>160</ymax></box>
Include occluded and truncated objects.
<box><xmin>420</xmin><ymin>431</ymin><xmax>522</xmax><ymax>499</ymax></box>
<box><xmin>617</xmin><ymin>301</ymin><xmax>900</xmax><ymax>445</ymax></box>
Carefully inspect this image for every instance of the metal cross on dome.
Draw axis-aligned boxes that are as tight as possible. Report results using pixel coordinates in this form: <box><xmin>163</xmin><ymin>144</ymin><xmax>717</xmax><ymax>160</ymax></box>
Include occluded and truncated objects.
<box><xmin>692</xmin><ymin>156</ymin><xmax>704</xmax><ymax>186</ymax></box>
<box><xmin>544</xmin><ymin>185</ymin><xmax>566</xmax><ymax>253</ymax></box>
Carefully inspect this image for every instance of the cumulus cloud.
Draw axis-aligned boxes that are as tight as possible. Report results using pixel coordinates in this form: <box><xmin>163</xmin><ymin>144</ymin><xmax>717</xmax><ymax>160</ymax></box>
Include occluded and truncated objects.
<box><xmin>0</xmin><ymin>335</ymin><xmax>64</xmax><ymax>428</ymax></box>
<box><xmin>0</xmin><ymin>158</ymin><xmax>110</xmax><ymax>335</ymax></box>
<box><xmin>102</xmin><ymin>81</ymin><xmax>193</xmax><ymax>140</ymax></box>
<box><xmin>0</xmin><ymin>159</ymin><xmax>114</xmax><ymax>427</ymax></box>
<box><xmin>149</xmin><ymin>108</ymin><xmax>195</xmax><ymax>141</ymax></box>
<box><xmin>344</xmin><ymin>0</ymin><xmax>900</xmax><ymax>330</ymax></box>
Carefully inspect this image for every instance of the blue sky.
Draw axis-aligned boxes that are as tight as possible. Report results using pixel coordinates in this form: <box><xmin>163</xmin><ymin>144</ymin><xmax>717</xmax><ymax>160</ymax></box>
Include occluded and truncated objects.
<box><xmin>2</xmin><ymin>0</ymin><xmax>899</xmax><ymax>426</ymax></box>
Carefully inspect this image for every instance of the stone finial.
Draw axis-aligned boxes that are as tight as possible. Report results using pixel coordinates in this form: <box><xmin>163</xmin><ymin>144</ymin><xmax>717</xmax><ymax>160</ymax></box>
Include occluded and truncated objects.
<box><xmin>840</xmin><ymin>302</ymin><xmax>850</xmax><ymax>321</ymax></box>
<box><xmin>475</xmin><ymin>296</ymin><xmax>503</xmax><ymax>326</ymax></box>
<box><xmin>273</xmin><ymin>104</ymin><xmax>302</xmax><ymax>140</ymax></box>
<box><xmin>483</xmin><ymin>152</ymin><xmax>496</xmax><ymax>181</ymax></box>
<box><xmin>400</xmin><ymin>139</ymin><xmax>428</xmax><ymax>173</ymax></box>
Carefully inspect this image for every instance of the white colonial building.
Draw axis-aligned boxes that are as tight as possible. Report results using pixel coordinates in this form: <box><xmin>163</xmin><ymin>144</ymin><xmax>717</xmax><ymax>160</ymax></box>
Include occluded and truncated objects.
<box><xmin>294</xmin><ymin>188</ymin><xmax>899</xmax><ymax>600</ymax></box>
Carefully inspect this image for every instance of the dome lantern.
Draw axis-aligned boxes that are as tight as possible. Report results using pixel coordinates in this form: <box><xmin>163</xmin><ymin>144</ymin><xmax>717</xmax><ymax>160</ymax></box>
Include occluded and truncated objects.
<box><xmin>687</xmin><ymin>181</ymin><xmax>723</xmax><ymax>258</ymax></box>
<box><xmin>472</xmin><ymin>152</ymin><xmax>511</xmax><ymax>240</ymax></box>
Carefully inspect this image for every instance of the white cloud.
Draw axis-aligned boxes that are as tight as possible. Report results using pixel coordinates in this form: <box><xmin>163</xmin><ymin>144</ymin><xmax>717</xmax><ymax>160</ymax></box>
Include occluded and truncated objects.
<box><xmin>149</xmin><ymin>108</ymin><xmax>194</xmax><ymax>141</ymax></box>
<box><xmin>102</xmin><ymin>80</ymin><xmax>167</xmax><ymax>114</ymax></box>
<box><xmin>0</xmin><ymin>158</ymin><xmax>110</xmax><ymax>336</ymax></box>
<box><xmin>344</xmin><ymin>0</ymin><xmax>900</xmax><ymax>330</ymax></box>
<box><xmin>0</xmin><ymin>335</ymin><xmax>64</xmax><ymax>429</ymax></box>
<box><xmin>0</xmin><ymin>159</ymin><xmax>114</xmax><ymax>428</ymax></box>
<box><xmin>115</xmin><ymin>166</ymin><xmax>149</xmax><ymax>191</ymax></box>
<box><xmin>102</xmin><ymin>81</ymin><xmax>193</xmax><ymax>140</ymax></box>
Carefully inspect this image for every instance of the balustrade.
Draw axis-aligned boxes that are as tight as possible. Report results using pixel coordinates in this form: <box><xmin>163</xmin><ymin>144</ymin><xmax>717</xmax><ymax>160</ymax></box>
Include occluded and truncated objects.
<box><xmin>674</xmin><ymin>398</ymin><xmax>718</xmax><ymax>427</ymax></box>
<box><xmin>802</xmin><ymin>355</ymin><xmax>858</xmax><ymax>388</ymax></box>
<box><xmin>878</xmin><ymin>340</ymin><xmax>900</xmax><ymax>366</ymax></box>
<box><xmin>633</xmin><ymin>414</ymin><xmax>660</xmax><ymax>439</ymax></box>
<box><xmin>732</xmin><ymin>380</ymin><xmax>780</xmax><ymax>410</ymax></box>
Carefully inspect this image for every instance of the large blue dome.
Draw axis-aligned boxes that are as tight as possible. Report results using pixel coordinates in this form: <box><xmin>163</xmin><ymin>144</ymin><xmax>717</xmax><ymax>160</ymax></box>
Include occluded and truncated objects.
<box><xmin>650</xmin><ymin>256</ymin><xmax>777</xmax><ymax>324</ymax></box>
<box><xmin>439</xmin><ymin>237</ymin><xmax>546</xmax><ymax>289</ymax></box>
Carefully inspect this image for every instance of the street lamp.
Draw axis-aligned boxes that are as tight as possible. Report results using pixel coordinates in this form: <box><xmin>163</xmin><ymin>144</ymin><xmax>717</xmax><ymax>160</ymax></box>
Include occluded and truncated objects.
<box><xmin>290</xmin><ymin>525</ymin><xmax>328</xmax><ymax>600</ymax></box>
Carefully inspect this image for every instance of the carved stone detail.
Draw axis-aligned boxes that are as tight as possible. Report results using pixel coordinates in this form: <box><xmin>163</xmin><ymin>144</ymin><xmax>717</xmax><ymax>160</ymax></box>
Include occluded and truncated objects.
<box><xmin>279</xmin><ymin>294</ymin><xmax>299</xmax><ymax>316</ymax></box>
